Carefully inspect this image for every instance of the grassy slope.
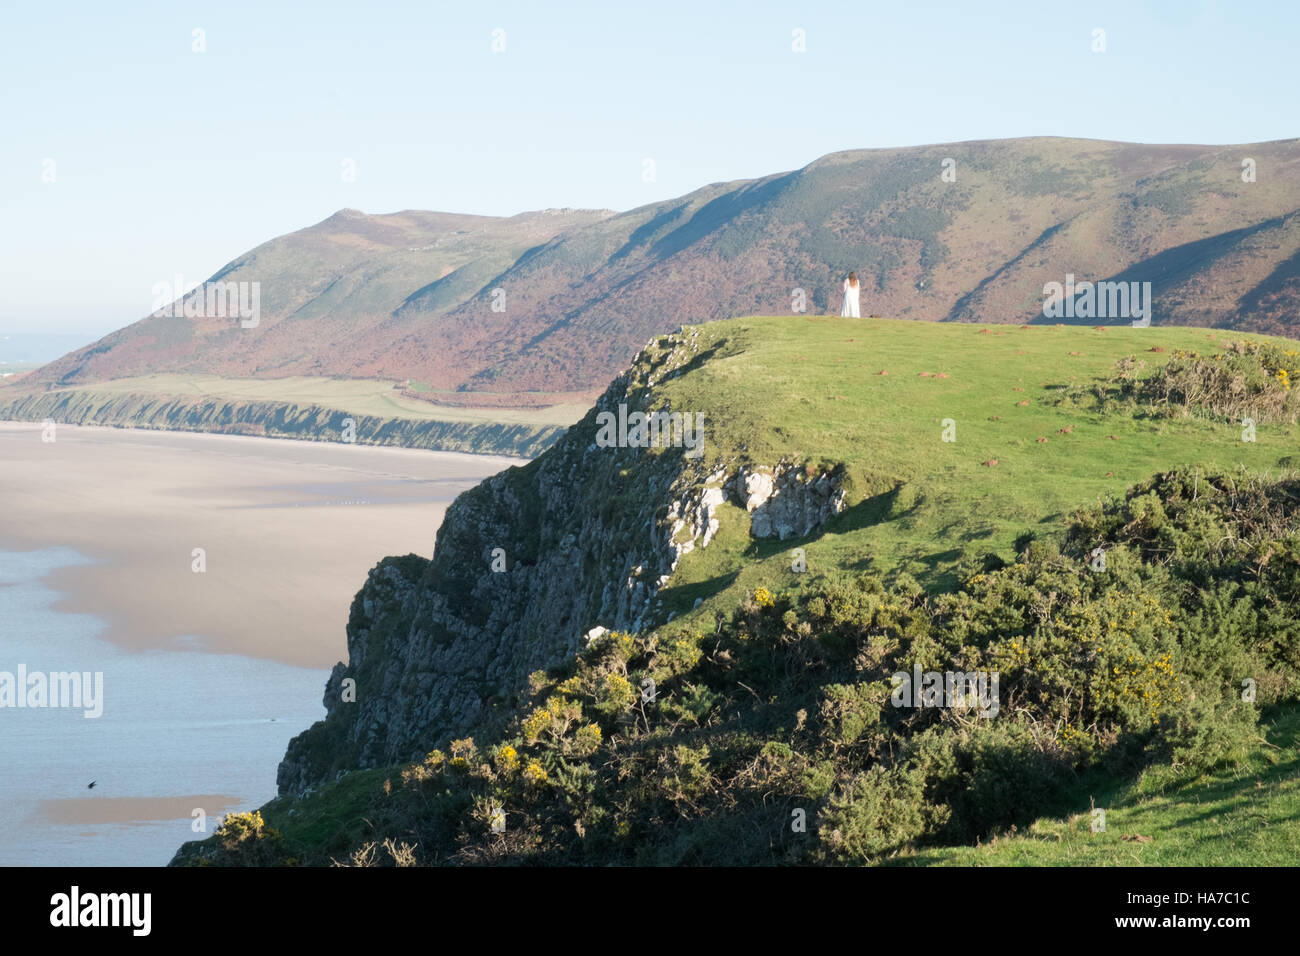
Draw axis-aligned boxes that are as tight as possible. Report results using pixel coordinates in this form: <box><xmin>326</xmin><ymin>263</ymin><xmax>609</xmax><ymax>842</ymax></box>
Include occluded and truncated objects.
<box><xmin>217</xmin><ymin>315</ymin><xmax>1300</xmax><ymax>865</ymax></box>
<box><xmin>899</xmin><ymin>704</ymin><xmax>1300</xmax><ymax>866</ymax></box>
<box><xmin>657</xmin><ymin>316</ymin><xmax>1299</xmax><ymax>617</ymax></box>
<box><xmin>656</xmin><ymin>316</ymin><xmax>1299</xmax><ymax>866</ymax></box>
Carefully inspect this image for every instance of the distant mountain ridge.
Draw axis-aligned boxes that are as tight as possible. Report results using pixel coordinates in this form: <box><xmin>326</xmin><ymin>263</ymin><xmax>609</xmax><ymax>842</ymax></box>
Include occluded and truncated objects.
<box><xmin>31</xmin><ymin>137</ymin><xmax>1300</xmax><ymax>400</ymax></box>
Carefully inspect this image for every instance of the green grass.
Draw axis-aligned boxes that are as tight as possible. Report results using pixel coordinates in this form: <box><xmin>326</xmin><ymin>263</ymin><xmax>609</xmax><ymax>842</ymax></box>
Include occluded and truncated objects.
<box><xmin>656</xmin><ymin>316</ymin><xmax>1300</xmax><ymax>617</ymax></box>
<box><xmin>897</xmin><ymin>704</ymin><xmax>1300</xmax><ymax>866</ymax></box>
<box><xmin>259</xmin><ymin>768</ymin><xmax>391</xmax><ymax>863</ymax></box>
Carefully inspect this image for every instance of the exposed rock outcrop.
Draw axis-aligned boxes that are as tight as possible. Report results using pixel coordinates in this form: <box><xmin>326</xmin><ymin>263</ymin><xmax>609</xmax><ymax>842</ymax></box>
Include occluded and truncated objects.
<box><xmin>732</xmin><ymin>464</ymin><xmax>847</xmax><ymax>540</ymax></box>
<box><xmin>276</xmin><ymin>332</ymin><xmax>848</xmax><ymax>794</ymax></box>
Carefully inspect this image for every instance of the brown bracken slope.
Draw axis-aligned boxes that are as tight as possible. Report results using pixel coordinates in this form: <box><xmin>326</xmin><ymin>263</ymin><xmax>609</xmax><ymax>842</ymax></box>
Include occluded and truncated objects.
<box><xmin>30</xmin><ymin>136</ymin><xmax>1300</xmax><ymax>400</ymax></box>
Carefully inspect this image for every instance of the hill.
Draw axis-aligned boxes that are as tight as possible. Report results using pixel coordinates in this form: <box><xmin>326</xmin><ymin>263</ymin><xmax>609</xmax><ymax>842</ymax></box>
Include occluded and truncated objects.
<box><xmin>28</xmin><ymin>137</ymin><xmax>1300</xmax><ymax>408</ymax></box>
<box><xmin>171</xmin><ymin>315</ymin><xmax>1300</xmax><ymax>865</ymax></box>
<box><xmin>28</xmin><ymin>207</ymin><xmax>612</xmax><ymax>402</ymax></box>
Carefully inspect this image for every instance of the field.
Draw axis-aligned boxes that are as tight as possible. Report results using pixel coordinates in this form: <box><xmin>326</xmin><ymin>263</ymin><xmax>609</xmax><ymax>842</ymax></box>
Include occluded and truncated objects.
<box><xmin>0</xmin><ymin>373</ymin><xmax>588</xmax><ymax>457</ymax></box>
<box><xmin>658</xmin><ymin>316</ymin><xmax>1300</xmax><ymax>611</ymax></box>
<box><xmin>59</xmin><ymin>374</ymin><xmax>587</xmax><ymax>427</ymax></box>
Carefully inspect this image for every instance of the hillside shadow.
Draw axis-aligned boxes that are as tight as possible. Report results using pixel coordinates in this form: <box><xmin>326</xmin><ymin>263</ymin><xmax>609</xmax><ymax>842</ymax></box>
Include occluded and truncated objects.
<box><xmin>916</xmin><ymin>547</ymin><xmax>963</xmax><ymax>569</ymax></box>
<box><xmin>833</xmin><ymin>484</ymin><xmax>914</xmax><ymax>532</ymax></box>
<box><xmin>661</xmin><ymin>340</ymin><xmax>729</xmax><ymax>382</ymax></box>
<box><xmin>840</xmin><ymin>542</ymin><xmax>963</xmax><ymax>593</ymax></box>
<box><xmin>946</xmin><ymin>220</ymin><xmax>1069</xmax><ymax>323</ymax></box>
<box><xmin>1239</xmin><ymin>237</ymin><xmax>1300</xmax><ymax>315</ymax></box>
<box><xmin>657</xmin><ymin>569</ymin><xmax>740</xmax><ymax>616</ymax></box>
<box><xmin>1029</xmin><ymin>214</ymin><xmax>1294</xmax><ymax>326</ymax></box>
<box><xmin>892</xmin><ymin>702</ymin><xmax>1300</xmax><ymax>865</ymax></box>
<box><xmin>612</xmin><ymin>172</ymin><xmax>798</xmax><ymax>264</ymax></box>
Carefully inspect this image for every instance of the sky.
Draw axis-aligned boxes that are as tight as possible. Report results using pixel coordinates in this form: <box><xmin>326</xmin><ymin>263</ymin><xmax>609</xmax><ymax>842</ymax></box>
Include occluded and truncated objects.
<box><xmin>1</xmin><ymin>0</ymin><xmax>1296</xmax><ymax>337</ymax></box>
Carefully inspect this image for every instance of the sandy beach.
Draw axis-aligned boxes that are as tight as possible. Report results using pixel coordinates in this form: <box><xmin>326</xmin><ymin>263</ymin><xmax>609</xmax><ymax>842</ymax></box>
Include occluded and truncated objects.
<box><xmin>0</xmin><ymin>423</ymin><xmax>521</xmax><ymax>668</ymax></box>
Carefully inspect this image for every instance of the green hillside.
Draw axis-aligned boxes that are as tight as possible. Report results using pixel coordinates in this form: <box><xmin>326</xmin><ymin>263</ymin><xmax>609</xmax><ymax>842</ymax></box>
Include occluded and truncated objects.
<box><xmin>653</xmin><ymin>316</ymin><xmax>1300</xmax><ymax>603</ymax></box>
<box><xmin>174</xmin><ymin>315</ymin><xmax>1300</xmax><ymax>866</ymax></box>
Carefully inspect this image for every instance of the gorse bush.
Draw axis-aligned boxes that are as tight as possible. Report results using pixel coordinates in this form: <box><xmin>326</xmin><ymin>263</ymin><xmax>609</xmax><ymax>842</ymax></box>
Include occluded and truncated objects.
<box><xmin>209</xmin><ymin>810</ymin><xmax>289</xmax><ymax>866</ymax></box>
<box><xmin>1062</xmin><ymin>340</ymin><xmax>1300</xmax><ymax>424</ymax></box>
<box><xmin>1139</xmin><ymin>341</ymin><xmax>1300</xmax><ymax>423</ymax></box>
<box><xmin>192</xmin><ymin>468</ymin><xmax>1300</xmax><ymax>866</ymax></box>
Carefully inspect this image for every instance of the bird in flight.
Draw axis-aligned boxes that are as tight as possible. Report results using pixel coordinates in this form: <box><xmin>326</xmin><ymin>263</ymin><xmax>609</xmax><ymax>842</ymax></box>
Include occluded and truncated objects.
<box><xmin>87</xmin><ymin>781</ymin><xmax>96</xmax><ymax>789</ymax></box>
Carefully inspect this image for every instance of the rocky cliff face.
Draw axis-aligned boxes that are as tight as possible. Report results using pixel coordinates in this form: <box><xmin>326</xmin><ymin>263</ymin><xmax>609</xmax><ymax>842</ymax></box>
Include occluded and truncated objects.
<box><xmin>277</xmin><ymin>330</ymin><xmax>847</xmax><ymax>794</ymax></box>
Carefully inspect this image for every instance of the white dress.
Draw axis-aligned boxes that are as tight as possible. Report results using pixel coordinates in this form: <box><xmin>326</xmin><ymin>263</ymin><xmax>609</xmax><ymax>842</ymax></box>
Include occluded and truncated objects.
<box><xmin>841</xmin><ymin>279</ymin><xmax>860</xmax><ymax>318</ymax></box>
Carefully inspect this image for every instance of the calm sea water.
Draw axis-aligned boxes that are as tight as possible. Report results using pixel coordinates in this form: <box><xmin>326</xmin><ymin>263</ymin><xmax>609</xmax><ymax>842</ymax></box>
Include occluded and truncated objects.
<box><xmin>0</xmin><ymin>547</ymin><xmax>327</xmax><ymax>866</ymax></box>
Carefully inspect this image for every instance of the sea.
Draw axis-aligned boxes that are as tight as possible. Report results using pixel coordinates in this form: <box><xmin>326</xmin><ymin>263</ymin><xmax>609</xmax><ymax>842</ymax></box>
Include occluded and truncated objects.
<box><xmin>0</xmin><ymin>546</ymin><xmax>327</xmax><ymax>866</ymax></box>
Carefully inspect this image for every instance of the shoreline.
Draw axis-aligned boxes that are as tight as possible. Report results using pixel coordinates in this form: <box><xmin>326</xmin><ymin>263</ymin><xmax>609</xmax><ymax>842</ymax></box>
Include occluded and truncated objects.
<box><xmin>0</xmin><ymin>423</ymin><xmax>521</xmax><ymax>669</ymax></box>
<box><xmin>0</xmin><ymin>545</ymin><xmax>331</xmax><ymax>866</ymax></box>
<box><xmin>0</xmin><ymin>418</ymin><xmax>531</xmax><ymax>466</ymax></box>
<box><xmin>0</xmin><ymin>380</ymin><xmax>567</xmax><ymax>458</ymax></box>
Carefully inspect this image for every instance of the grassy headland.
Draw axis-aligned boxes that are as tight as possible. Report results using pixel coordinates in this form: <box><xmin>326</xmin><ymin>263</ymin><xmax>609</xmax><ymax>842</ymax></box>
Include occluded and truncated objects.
<box><xmin>174</xmin><ymin>315</ymin><xmax>1300</xmax><ymax>866</ymax></box>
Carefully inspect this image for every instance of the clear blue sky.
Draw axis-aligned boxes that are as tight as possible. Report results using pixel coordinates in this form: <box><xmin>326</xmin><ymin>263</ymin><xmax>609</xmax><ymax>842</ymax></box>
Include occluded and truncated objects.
<box><xmin>2</xmin><ymin>0</ymin><xmax>1296</xmax><ymax>336</ymax></box>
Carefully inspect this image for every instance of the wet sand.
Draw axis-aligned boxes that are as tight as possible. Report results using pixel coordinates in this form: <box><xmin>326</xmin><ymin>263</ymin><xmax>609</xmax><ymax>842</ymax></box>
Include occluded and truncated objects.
<box><xmin>35</xmin><ymin>795</ymin><xmax>245</xmax><ymax>826</ymax></box>
<box><xmin>0</xmin><ymin>423</ymin><xmax>521</xmax><ymax>668</ymax></box>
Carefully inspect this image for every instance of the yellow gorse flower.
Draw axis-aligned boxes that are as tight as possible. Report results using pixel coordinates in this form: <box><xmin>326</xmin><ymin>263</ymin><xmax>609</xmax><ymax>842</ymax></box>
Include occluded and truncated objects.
<box><xmin>496</xmin><ymin>745</ymin><xmax>519</xmax><ymax>772</ymax></box>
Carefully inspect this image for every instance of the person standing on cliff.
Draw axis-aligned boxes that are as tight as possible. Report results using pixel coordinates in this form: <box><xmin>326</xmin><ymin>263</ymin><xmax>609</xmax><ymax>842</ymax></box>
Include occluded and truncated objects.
<box><xmin>841</xmin><ymin>272</ymin><xmax>861</xmax><ymax>318</ymax></box>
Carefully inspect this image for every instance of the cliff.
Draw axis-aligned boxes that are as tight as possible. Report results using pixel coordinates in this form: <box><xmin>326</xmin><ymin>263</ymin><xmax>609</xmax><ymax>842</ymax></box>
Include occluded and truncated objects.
<box><xmin>0</xmin><ymin>388</ymin><xmax>562</xmax><ymax>458</ymax></box>
<box><xmin>170</xmin><ymin>315</ymin><xmax>1300</xmax><ymax>866</ymax></box>
<box><xmin>276</xmin><ymin>325</ymin><xmax>849</xmax><ymax>793</ymax></box>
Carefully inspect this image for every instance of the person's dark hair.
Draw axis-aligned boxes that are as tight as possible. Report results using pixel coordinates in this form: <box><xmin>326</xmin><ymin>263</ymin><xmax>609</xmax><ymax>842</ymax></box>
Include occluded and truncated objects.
<box><xmin>848</xmin><ymin>271</ymin><xmax>858</xmax><ymax>287</ymax></box>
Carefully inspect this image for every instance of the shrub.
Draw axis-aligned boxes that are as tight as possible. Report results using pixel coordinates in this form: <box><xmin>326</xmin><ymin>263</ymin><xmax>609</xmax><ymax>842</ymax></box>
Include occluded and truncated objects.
<box><xmin>197</xmin><ymin>466</ymin><xmax>1300</xmax><ymax>867</ymax></box>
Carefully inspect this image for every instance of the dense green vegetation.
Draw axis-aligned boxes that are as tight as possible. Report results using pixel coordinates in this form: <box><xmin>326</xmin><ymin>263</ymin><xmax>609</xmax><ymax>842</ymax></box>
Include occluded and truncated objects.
<box><xmin>905</xmin><ymin>703</ymin><xmax>1300</xmax><ymax>866</ymax></box>
<box><xmin>1054</xmin><ymin>339</ymin><xmax>1300</xmax><ymax>425</ymax></box>
<box><xmin>196</xmin><ymin>467</ymin><xmax>1300</xmax><ymax>866</ymax></box>
<box><xmin>175</xmin><ymin>316</ymin><xmax>1300</xmax><ymax>866</ymax></box>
